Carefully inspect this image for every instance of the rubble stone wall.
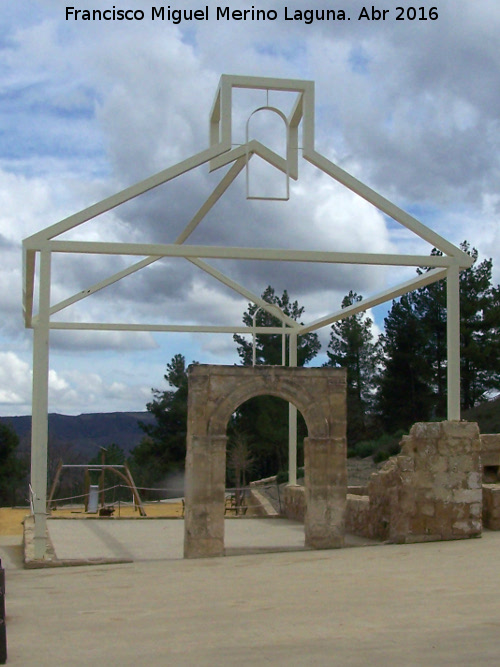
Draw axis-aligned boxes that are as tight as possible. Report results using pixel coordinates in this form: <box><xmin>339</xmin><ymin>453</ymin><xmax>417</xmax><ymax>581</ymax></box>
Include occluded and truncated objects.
<box><xmin>347</xmin><ymin>421</ymin><xmax>483</xmax><ymax>543</ymax></box>
<box><xmin>482</xmin><ymin>484</ymin><xmax>500</xmax><ymax>530</ymax></box>
<box><xmin>284</xmin><ymin>421</ymin><xmax>486</xmax><ymax>544</ymax></box>
<box><xmin>480</xmin><ymin>434</ymin><xmax>500</xmax><ymax>482</ymax></box>
<box><xmin>283</xmin><ymin>484</ymin><xmax>306</xmax><ymax>522</ymax></box>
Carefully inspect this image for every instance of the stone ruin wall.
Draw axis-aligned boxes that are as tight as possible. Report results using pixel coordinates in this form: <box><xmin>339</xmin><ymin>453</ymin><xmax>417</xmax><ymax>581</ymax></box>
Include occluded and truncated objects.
<box><xmin>481</xmin><ymin>433</ymin><xmax>500</xmax><ymax>529</ymax></box>
<box><xmin>347</xmin><ymin>421</ymin><xmax>482</xmax><ymax>543</ymax></box>
<box><xmin>284</xmin><ymin>422</ymin><xmax>500</xmax><ymax>543</ymax></box>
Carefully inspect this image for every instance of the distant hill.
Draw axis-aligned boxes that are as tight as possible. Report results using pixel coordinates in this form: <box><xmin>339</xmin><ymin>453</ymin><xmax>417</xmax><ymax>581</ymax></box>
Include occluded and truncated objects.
<box><xmin>1</xmin><ymin>411</ymin><xmax>155</xmax><ymax>458</ymax></box>
<box><xmin>2</xmin><ymin>397</ymin><xmax>498</xmax><ymax>464</ymax></box>
<box><xmin>463</xmin><ymin>396</ymin><xmax>500</xmax><ymax>434</ymax></box>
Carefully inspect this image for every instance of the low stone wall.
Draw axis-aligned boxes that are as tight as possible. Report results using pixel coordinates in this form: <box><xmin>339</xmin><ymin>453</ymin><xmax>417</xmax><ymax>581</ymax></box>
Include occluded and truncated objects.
<box><xmin>283</xmin><ymin>485</ymin><xmax>306</xmax><ymax>521</ymax></box>
<box><xmin>345</xmin><ymin>494</ymin><xmax>370</xmax><ymax>536</ymax></box>
<box><xmin>480</xmin><ymin>434</ymin><xmax>500</xmax><ymax>482</ymax></box>
<box><xmin>248</xmin><ymin>488</ymin><xmax>279</xmax><ymax>517</ymax></box>
<box><xmin>482</xmin><ymin>484</ymin><xmax>500</xmax><ymax>530</ymax></box>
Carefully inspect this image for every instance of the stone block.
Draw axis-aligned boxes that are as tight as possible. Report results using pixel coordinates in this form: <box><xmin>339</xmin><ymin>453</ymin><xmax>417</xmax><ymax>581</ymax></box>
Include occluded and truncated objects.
<box><xmin>433</xmin><ymin>471</ymin><xmax>465</xmax><ymax>491</ymax></box>
<box><xmin>418</xmin><ymin>501</ymin><xmax>435</xmax><ymax>517</ymax></box>
<box><xmin>470</xmin><ymin>502</ymin><xmax>482</xmax><ymax>518</ymax></box>
<box><xmin>398</xmin><ymin>489</ymin><xmax>417</xmax><ymax>515</ymax></box>
<box><xmin>440</xmin><ymin>420</ymin><xmax>481</xmax><ymax>441</ymax></box>
<box><xmin>283</xmin><ymin>484</ymin><xmax>306</xmax><ymax>522</ymax></box>
<box><xmin>452</xmin><ymin>489</ymin><xmax>482</xmax><ymax>504</ymax></box>
<box><xmin>467</xmin><ymin>472</ymin><xmax>482</xmax><ymax>489</ymax></box>
<box><xmin>410</xmin><ymin>422</ymin><xmax>442</xmax><ymax>441</ymax></box>
<box><xmin>345</xmin><ymin>495</ymin><xmax>370</xmax><ymax>537</ymax></box>
<box><xmin>397</xmin><ymin>456</ymin><xmax>415</xmax><ymax>472</ymax></box>
<box><xmin>482</xmin><ymin>484</ymin><xmax>500</xmax><ymax>530</ymax></box>
<box><xmin>448</xmin><ymin>455</ymin><xmax>475</xmax><ymax>474</ymax></box>
<box><xmin>427</xmin><ymin>455</ymin><xmax>449</xmax><ymax>473</ymax></box>
<box><xmin>481</xmin><ymin>434</ymin><xmax>500</xmax><ymax>466</ymax></box>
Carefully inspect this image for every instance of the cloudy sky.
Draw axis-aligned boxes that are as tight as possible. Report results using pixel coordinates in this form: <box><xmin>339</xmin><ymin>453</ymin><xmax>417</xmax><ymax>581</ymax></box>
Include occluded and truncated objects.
<box><xmin>1</xmin><ymin>0</ymin><xmax>499</xmax><ymax>416</ymax></box>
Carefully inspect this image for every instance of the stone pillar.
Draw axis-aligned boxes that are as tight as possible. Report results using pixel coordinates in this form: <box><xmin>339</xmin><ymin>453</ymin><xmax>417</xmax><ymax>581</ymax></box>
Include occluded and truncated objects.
<box><xmin>304</xmin><ymin>437</ymin><xmax>347</xmax><ymax>549</ymax></box>
<box><xmin>184</xmin><ymin>435</ymin><xmax>227</xmax><ymax>558</ymax></box>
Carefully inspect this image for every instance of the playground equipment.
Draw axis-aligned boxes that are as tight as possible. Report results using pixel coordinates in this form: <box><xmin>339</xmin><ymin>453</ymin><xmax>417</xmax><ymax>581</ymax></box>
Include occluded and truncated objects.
<box><xmin>47</xmin><ymin>460</ymin><xmax>146</xmax><ymax>516</ymax></box>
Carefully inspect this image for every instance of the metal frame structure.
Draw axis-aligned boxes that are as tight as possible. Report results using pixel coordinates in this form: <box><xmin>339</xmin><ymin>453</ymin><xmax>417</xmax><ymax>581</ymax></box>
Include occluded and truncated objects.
<box><xmin>22</xmin><ymin>75</ymin><xmax>472</xmax><ymax>558</ymax></box>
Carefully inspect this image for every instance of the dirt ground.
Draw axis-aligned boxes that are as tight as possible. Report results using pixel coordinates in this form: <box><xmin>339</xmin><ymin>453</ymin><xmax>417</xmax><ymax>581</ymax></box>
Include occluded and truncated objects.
<box><xmin>347</xmin><ymin>456</ymin><xmax>379</xmax><ymax>486</ymax></box>
<box><xmin>0</xmin><ymin>502</ymin><xmax>185</xmax><ymax>537</ymax></box>
<box><xmin>0</xmin><ymin>508</ymin><xmax>29</xmax><ymax>536</ymax></box>
<box><xmin>50</xmin><ymin>501</ymin><xmax>184</xmax><ymax>520</ymax></box>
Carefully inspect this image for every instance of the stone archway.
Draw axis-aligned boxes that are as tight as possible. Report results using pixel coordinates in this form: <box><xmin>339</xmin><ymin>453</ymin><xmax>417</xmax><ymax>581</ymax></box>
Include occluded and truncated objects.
<box><xmin>183</xmin><ymin>365</ymin><xmax>347</xmax><ymax>558</ymax></box>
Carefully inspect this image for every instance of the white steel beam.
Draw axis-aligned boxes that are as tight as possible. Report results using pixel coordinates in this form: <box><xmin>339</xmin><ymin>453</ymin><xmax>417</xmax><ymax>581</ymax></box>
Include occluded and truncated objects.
<box><xmin>22</xmin><ymin>246</ymin><xmax>36</xmax><ymax>327</ymax></box>
<box><xmin>49</xmin><ymin>322</ymin><xmax>290</xmax><ymax>334</ymax></box>
<box><xmin>299</xmin><ymin>267</ymin><xmax>448</xmax><ymax>334</ymax></box>
<box><xmin>225</xmin><ymin>74</ymin><xmax>312</xmax><ymax>93</ymax></box>
<box><xmin>209</xmin><ymin>140</ymin><xmax>291</xmax><ymax>175</ymax></box>
<box><xmin>176</xmin><ymin>157</ymin><xmax>247</xmax><ymax>243</ymax></box>
<box><xmin>188</xmin><ymin>257</ymin><xmax>299</xmax><ymax>328</ymax></box>
<box><xmin>446</xmin><ymin>264</ymin><xmax>461</xmax><ymax>420</ymax></box>
<box><xmin>304</xmin><ymin>149</ymin><xmax>471</xmax><ymax>264</ymax></box>
<box><xmin>44</xmin><ymin>241</ymin><xmax>464</xmax><ymax>267</ymax></box>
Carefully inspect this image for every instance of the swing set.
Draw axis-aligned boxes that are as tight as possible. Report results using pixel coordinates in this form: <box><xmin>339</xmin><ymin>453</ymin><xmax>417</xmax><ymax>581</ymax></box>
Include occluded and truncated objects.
<box><xmin>47</xmin><ymin>460</ymin><xmax>146</xmax><ymax>516</ymax></box>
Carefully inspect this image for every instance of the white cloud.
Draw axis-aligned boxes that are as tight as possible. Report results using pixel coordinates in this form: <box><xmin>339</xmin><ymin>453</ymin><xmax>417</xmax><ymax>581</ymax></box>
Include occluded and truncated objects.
<box><xmin>0</xmin><ymin>353</ymin><xmax>32</xmax><ymax>406</ymax></box>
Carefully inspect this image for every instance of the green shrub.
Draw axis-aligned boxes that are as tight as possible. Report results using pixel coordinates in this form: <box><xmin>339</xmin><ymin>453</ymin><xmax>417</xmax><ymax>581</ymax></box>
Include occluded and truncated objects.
<box><xmin>349</xmin><ymin>440</ymin><xmax>377</xmax><ymax>459</ymax></box>
<box><xmin>276</xmin><ymin>466</ymin><xmax>305</xmax><ymax>484</ymax></box>
<box><xmin>349</xmin><ymin>430</ymin><xmax>406</xmax><ymax>463</ymax></box>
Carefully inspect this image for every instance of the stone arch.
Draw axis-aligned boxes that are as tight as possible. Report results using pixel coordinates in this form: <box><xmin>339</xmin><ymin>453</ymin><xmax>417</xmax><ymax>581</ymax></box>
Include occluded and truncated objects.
<box><xmin>184</xmin><ymin>365</ymin><xmax>347</xmax><ymax>558</ymax></box>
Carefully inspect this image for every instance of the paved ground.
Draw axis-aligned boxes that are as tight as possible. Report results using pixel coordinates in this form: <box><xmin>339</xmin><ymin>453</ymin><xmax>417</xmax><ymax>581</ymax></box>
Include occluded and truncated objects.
<box><xmin>1</xmin><ymin>521</ymin><xmax>500</xmax><ymax>665</ymax></box>
<box><xmin>47</xmin><ymin>517</ymin><xmax>310</xmax><ymax>561</ymax></box>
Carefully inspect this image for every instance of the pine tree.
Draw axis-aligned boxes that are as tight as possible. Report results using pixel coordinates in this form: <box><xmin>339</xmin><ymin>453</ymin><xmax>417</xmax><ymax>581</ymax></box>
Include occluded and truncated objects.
<box><xmin>233</xmin><ymin>286</ymin><xmax>321</xmax><ymax>366</ymax></box>
<box><xmin>323</xmin><ymin>291</ymin><xmax>377</xmax><ymax>445</ymax></box>
<box><xmin>376</xmin><ymin>294</ymin><xmax>435</xmax><ymax>431</ymax></box>
<box><xmin>232</xmin><ymin>286</ymin><xmax>320</xmax><ymax>479</ymax></box>
<box><xmin>377</xmin><ymin>241</ymin><xmax>500</xmax><ymax>429</ymax></box>
<box><xmin>0</xmin><ymin>420</ymin><xmax>28</xmax><ymax>505</ymax></box>
<box><xmin>132</xmin><ymin>354</ymin><xmax>195</xmax><ymax>489</ymax></box>
<box><xmin>413</xmin><ymin>242</ymin><xmax>500</xmax><ymax>412</ymax></box>
<box><xmin>457</xmin><ymin>243</ymin><xmax>500</xmax><ymax>409</ymax></box>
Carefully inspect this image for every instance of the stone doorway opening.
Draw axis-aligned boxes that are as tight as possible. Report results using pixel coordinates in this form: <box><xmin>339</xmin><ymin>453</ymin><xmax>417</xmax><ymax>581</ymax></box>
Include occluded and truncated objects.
<box><xmin>183</xmin><ymin>364</ymin><xmax>347</xmax><ymax>558</ymax></box>
<box><xmin>227</xmin><ymin>393</ymin><xmax>308</xmax><ymax>487</ymax></box>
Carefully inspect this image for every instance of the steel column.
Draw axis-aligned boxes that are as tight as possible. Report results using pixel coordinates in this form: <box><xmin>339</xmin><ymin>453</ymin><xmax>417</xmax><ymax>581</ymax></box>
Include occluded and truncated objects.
<box><xmin>447</xmin><ymin>264</ymin><xmax>461</xmax><ymax>420</ymax></box>
<box><xmin>288</xmin><ymin>332</ymin><xmax>298</xmax><ymax>485</ymax></box>
<box><xmin>30</xmin><ymin>249</ymin><xmax>51</xmax><ymax>559</ymax></box>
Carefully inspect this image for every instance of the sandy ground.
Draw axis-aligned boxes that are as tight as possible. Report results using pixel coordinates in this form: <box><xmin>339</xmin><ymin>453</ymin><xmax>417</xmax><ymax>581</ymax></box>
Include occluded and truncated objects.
<box><xmin>0</xmin><ymin>508</ymin><xmax>29</xmax><ymax>536</ymax></box>
<box><xmin>2</xmin><ymin>501</ymin><xmax>500</xmax><ymax>665</ymax></box>
<box><xmin>0</xmin><ymin>503</ymin><xmax>186</xmax><ymax>538</ymax></box>
<box><xmin>2</xmin><ymin>528</ymin><xmax>500</xmax><ymax>665</ymax></box>
<box><xmin>50</xmin><ymin>500</ymin><xmax>185</xmax><ymax>519</ymax></box>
